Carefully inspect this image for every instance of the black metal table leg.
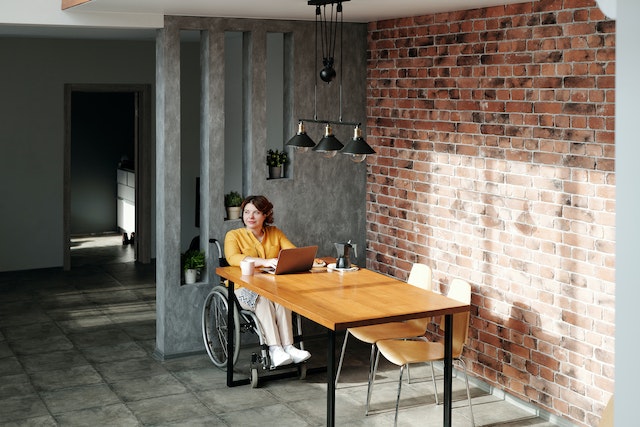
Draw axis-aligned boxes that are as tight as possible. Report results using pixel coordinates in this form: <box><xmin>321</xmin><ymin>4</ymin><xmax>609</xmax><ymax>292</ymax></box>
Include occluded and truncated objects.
<box><xmin>227</xmin><ymin>280</ymin><xmax>236</xmax><ymax>387</ymax></box>
<box><xmin>327</xmin><ymin>329</ymin><xmax>336</xmax><ymax>427</ymax></box>
<box><xmin>444</xmin><ymin>313</ymin><xmax>453</xmax><ymax>427</ymax></box>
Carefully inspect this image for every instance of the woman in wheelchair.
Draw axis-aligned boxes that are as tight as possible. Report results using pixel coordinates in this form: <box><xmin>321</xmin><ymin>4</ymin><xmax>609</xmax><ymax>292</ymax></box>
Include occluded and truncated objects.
<box><xmin>224</xmin><ymin>195</ymin><xmax>311</xmax><ymax>367</ymax></box>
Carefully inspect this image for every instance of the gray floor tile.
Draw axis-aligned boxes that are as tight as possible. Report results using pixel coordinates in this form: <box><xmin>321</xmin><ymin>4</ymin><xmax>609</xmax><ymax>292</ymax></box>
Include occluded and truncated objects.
<box><xmin>196</xmin><ymin>385</ymin><xmax>280</xmax><ymax>413</ymax></box>
<box><xmin>0</xmin><ymin>394</ymin><xmax>50</xmax><ymax>424</ymax></box>
<box><xmin>110</xmin><ymin>373</ymin><xmax>189</xmax><ymax>402</ymax></box>
<box><xmin>171</xmin><ymin>367</ymin><xmax>228</xmax><ymax>392</ymax></box>
<box><xmin>29</xmin><ymin>365</ymin><xmax>104</xmax><ymax>392</ymax></box>
<box><xmin>120</xmin><ymin>323</ymin><xmax>156</xmax><ymax>341</ymax></box>
<box><xmin>55</xmin><ymin>313</ymin><xmax>115</xmax><ymax>334</ymax></box>
<box><xmin>80</xmin><ymin>341</ymin><xmax>149</xmax><ymax>364</ymax></box>
<box><xmin>0</xmin><ymin>356</ymin><xmax>23</xmax><ymax>377</ymax></box>
<box><xmin>95</xmin><ymin>357</ymin><xmax>170</xmax><ymax>382</ymax></box>
<box><xmin>3</xmin><ymin>321</ymin><xmax>65</xmax><ymax>342</ymax></box>
<box><xmin>53</xmin><ymin>402</ymin><xmax>140</xmax><ymax>427</ymax></box>
<box><xmin>262</xmin><ymin>374</ymin><xmax>328</xmax><ymax>403</ymax></box>
<box><xmin>84</xmin><ymin>289</ymin><xmax>141</xmax><ymax>305</ymax></box>
<box><xmin>66</xmin><ymin>327</ymin><xmax>134</xmax><ymax>349</ymax></box>
<box><xmin>9</xmin><ymin>334</ymin><xmax>75</xmax><ymax>356</ymax></box>
<box><xmin>220</xmin><ymin>403</ymin><xmax>311</xmax><ymax>427</ymax></box>
<box><xmin>40</xmin><ymin>383</ymin><xmax>121</xmax><ymax>414</ymax></box>
<box><xmin>152</xmin><ymin>415</ymin><xmax>226</xmax><ymax>426</ymax></box>
<box><xmin>0</xmin><ymin>307</ymin><xmax>52</xmax><ymax>327</ymax></box>
<box><xmin>160</xmin><ymin>354</ymin><xmax>214</xmax><ymax>372</ymax></box>
<box><xmin>0</xmin><ymin>415</ymin><xmax>58</xmax><ymax>427</ymax></box>
<box><xmin>126</xmin><ymin>393</ymin><xmax>212</xmax><ymax>425</ymax></box>
<box><xmin>37</xmin><ymin>291</ymin><xmax>91</xmax><ymax>311</ymax></box>
<box><xmin>19</xmin><ymin>348</ymin><xmax>90</xmax><ymax>373</ymax></box>
<box><xmin>0</xmin><ymin>373</ymin><xmax>37</xmax><ymax>399</ymax></box>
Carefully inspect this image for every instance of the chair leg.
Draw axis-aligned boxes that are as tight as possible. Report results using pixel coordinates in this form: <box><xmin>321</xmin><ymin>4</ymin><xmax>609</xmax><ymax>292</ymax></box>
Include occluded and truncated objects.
<box><xmin>430</xmin><ymin>362</ymin><xmax>439</xmax><ymax>405</ymax></box>
<box><xmin>335</xmin><ymin>330</ymin><xmax>350</xmax><ymax>386</ymax></box>
<box><xmin>367</xmin><ymin>342</ymin><xmax>377</xmax><ymax>388</ymax></box>
<box><xmin>365</xmin><ymin>347</ymin><xmax>381</xmax><ymax>415</ymax></box>
<box><xmin>394</xmin><ymin>364</ymin><xmax>405</xmax><ymax>427</ymax></box>
<box><xmin>458</xmin><ymin>358</ymin><xmax>475</xmax><ymax>427</ymax></box>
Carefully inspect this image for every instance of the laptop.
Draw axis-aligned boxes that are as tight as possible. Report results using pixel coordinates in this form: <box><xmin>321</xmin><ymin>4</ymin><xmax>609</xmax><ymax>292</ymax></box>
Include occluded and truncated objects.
<box><xmin>261</xmin><ymin>245</ymin><xmax>318</xmax><ymax>275</ymax></box>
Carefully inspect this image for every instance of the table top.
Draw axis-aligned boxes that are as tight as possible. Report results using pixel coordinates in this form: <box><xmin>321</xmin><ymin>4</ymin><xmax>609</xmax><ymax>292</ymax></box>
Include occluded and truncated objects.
<box><xmin>216</xmin><ymin>265</ymin><xmax>470</xmax><ymax>331</ymax></box>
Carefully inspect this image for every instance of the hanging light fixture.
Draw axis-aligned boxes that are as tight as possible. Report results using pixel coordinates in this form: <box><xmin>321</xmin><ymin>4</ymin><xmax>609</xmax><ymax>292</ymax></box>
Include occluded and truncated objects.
<box><xmin>341</xmin><ymin>125</ymin><xmax>376</xmax><ymax>162</ymax></box>
<box><xmin>312</xmin><ymin>124</ymin><xmax>343</xmax><ymax>158</ymax></box>
<box><xmin>315</xmin><ymin>0</ymin><xmax>341</xmax><ymax>83</ymax></box>
<box><xmin>286</xmin><ymin>121</ymin><xmax>316</xmax><ymax>152</ymax></box>
<box><xmin>285</xmin><ymin>0</ymin><xmax>376</xmax><ymax>161</ymax></box>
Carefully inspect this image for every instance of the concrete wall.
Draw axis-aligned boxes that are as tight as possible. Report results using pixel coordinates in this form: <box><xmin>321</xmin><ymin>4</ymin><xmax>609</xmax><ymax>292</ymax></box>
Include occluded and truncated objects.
<box><xmin>154</xmin><ymin>16</ymin><xmax>368</xmax><ymax>358</ymax></box>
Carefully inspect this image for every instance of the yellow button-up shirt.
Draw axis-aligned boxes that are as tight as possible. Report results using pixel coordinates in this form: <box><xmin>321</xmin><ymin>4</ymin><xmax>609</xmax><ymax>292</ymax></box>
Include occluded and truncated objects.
<box><xmin>224</xmin><ymin>226</ymin><xmax>295</xmax><ymax>267</ymax></box>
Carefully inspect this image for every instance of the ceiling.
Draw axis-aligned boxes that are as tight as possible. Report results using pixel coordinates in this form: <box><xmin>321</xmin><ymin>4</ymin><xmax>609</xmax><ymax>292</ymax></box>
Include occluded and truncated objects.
<box><xmin>1</xmin><ymin>0</ymin><xmax>529</xmax><ymax>40</ymax></box>
<box><xmin>70</xmin><ymin>0</ymin><xmax>525</xmax><ymax>22</ymax></box>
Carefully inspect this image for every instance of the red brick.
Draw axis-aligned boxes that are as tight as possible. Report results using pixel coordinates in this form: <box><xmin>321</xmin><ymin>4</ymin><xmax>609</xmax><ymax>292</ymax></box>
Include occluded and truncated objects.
<box><xmin>366</xmin><ymin>3</ymin><xmax>614</xmax><ymax>425</ymax></box>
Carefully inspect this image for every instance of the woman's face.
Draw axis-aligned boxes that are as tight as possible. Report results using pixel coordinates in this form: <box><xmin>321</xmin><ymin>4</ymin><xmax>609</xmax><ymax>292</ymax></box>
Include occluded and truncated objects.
<box><xmin>243</xmin><ymin>202</ymin><xmax>266</xmax><ymax>231</ymax></box>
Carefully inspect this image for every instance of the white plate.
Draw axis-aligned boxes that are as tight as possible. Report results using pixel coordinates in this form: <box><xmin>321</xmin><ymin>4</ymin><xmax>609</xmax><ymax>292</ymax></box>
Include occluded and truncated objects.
<box><xmin>327</xmin><ymin>263</ymin><xmax>359</xmax><ymax>272</ymax></box>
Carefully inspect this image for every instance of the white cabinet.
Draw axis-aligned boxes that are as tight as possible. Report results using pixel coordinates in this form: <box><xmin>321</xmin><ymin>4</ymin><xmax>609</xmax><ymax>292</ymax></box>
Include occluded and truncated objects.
<box><xmin>117</xmin><ymin>168</ymin><xmax>135</xmax><ymax>234</ymax></box>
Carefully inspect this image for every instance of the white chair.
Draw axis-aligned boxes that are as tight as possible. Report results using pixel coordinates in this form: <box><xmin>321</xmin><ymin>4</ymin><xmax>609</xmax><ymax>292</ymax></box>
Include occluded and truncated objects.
<box><xmin>334</xmin><ymin>263</ymin><xmax>433</xmax><ymax>399</ymax></box>
<box><xmin>370</xmin><ymin>278</ymin><xmax>474</xmax><ymax>426</ymax></box>
<box><xmin>599</xmin><ymin>395</ymin><xmax>613</xmax><ymax>427</ymax></box>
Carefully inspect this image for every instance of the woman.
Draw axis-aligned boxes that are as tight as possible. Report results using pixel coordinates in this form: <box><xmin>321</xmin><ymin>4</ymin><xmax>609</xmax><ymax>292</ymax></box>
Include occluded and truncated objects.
<box><xmin>224</xmin><ymin>195</ymin><xmax>311</xmax><ymax>367</ymax></box>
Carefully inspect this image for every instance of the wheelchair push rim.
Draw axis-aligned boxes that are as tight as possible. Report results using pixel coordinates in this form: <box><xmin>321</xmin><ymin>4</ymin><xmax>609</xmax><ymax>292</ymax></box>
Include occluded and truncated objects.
<box><xmin>201</xmin><ymin>285</ymin><xmax>241</xmax><ymax>368</ymax></box>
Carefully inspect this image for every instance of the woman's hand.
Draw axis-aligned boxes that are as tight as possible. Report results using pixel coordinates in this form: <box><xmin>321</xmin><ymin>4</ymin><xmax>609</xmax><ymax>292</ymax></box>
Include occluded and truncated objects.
<box><xmin>245</xmin><ymin>257</ymin><xmax>278</xmax><ymax>269</ymax></box>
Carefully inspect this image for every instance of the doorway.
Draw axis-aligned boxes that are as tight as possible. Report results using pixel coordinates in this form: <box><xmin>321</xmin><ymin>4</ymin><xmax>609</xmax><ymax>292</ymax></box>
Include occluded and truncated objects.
<box><xmin>63</xmin><ymin>84</ymin><xmax>152</xmax><ymax>270</ymax></box>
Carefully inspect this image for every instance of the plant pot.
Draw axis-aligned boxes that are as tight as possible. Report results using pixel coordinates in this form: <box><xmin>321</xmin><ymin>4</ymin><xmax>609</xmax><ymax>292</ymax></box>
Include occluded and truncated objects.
<box><xmin>185</xmin><ymin>269</ymin><xmax>197</xmax><ymax>284</ymax></box>
<box><xmin>268</xmin><ymin>166</ymin><xmax>282</xmax><ymax>179</ymax></box>
<box><xmin>226</xmin><ymin>206</ymin><xmax>241</xmax><ymax>220</ymax></box>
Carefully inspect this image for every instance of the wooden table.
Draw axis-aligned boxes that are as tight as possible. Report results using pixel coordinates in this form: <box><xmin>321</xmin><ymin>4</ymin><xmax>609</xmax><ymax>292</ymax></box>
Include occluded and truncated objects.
<box><xmin>216</xmin><ymin>265</ymin><xmax>470</xmax><ymax>427</ymax></box>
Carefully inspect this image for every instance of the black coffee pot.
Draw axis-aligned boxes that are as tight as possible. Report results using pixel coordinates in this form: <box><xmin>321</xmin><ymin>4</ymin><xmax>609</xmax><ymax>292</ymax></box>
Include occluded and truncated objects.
<box><xmin>335</xmin><ymin>240</ymin><xmax>357</xmax><ymax>269</ymax></box>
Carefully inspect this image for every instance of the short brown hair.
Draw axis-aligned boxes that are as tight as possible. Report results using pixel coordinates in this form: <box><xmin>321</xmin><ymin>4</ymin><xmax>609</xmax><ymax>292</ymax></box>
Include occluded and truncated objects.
<box><xmin>241</xmin><ymin>195</ymin><xmax>274</xmax><ymax>226</ymax></box>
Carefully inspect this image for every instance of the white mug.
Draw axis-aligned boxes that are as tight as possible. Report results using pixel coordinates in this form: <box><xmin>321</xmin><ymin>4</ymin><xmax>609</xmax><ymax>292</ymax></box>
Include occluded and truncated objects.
<box><xmin>240</xmin><ymin>259</ymin><xmax>255</xmax><ymax>275</ymax></box>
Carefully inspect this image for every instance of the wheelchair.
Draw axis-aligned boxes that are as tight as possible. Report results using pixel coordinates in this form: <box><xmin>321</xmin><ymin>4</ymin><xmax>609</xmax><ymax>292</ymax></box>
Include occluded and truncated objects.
<box><xmin>201</xmin><ymin>238</ymin><xmax>307</xmax><ymax>388</ymax></box>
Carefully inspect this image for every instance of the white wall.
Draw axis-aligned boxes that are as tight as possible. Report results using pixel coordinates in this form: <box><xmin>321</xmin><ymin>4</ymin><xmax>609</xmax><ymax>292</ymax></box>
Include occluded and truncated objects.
<box><xmin>1</xmin><ymin>0</ymin><xmax>161</xmax><ymax>28</ymax></box>
<box><xmin>0</xmin><ymin>38</ymin><xmax>156</xmax><ymax>271</ymax></box>
<box><xmin>615</xmin><ymin>0</ymin><xmax>638</xmax><ymax>423</ymax></box>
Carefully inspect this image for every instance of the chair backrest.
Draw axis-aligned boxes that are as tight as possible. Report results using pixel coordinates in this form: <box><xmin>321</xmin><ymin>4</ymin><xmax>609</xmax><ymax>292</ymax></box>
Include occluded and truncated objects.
<box><xmin>439</xmin><ymin>278</ymin><xmax>471</xmax><ymax>358</ymax></box>
<box><xmin>407</xmin><ymin>263</ymin><xmax>433</xmax><ymax>291</ymax></box>
<box><xmin>599</xmin><ymin>395</ymin><xmax>614</xmax><ymax>427</ymax></box>
<box><xmin>404</xmin><ymin>263</ymin><xmax>434</xmax><ymax>331</ymax></box>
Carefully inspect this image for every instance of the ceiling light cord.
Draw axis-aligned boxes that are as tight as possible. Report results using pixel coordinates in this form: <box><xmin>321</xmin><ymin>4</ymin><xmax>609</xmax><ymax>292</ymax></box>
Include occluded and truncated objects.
<box><xmin>286</xmin><ymin>0</ymin><xmax>375</xmax><ymax>160</ymax></box>
<box><xmin>339</xmin><ymin>1</ymin><xmax>343</xmax><ymax>122</ymax></box>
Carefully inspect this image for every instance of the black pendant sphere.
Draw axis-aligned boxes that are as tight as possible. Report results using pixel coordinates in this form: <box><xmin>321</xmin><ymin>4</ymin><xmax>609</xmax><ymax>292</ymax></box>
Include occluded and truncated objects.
<box><xmin>320</xmin><ymin>57</ymin><xmax>336</xmax><ymax>83</ymax></box>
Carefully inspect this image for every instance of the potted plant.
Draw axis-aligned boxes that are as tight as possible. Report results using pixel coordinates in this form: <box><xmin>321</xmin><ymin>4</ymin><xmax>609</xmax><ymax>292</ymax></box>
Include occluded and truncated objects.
<box><xmin>182</xmin><ymin>249</ymin><xmax>205</xmax><ymax>284</ymax></box>
<box><xmin>267</xmin><ymin>149</ymin><xmax>288</xmax><ymax>179</ymax></box>
<box><xmin>224</xmin><ymin>191</ymin><xmax>243</xmax><ymax>220</ymax></box>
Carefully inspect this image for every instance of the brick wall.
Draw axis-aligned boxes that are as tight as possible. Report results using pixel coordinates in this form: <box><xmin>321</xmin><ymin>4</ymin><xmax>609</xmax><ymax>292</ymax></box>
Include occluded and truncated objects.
<box><xmin>366</xmin><ymin>1</ymin><xmax>615</xmax><ymax>426</ymax></box>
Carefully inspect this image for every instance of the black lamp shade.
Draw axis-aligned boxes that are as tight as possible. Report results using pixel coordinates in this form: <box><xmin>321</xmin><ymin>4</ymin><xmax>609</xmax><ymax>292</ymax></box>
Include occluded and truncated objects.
<box><xmin>341</xmin><ymin>126</ymin><xmax>375</xmax><ymax>155</ymax></box>
<box><xmin>286</xmin><ymin>122</ymin><xmax>316</xmax><ymax>148</ymax></box>
<box><xmin>312</xmin><ymin>124</ymin><xmax>343</xmax><ymax>152</ymax></box>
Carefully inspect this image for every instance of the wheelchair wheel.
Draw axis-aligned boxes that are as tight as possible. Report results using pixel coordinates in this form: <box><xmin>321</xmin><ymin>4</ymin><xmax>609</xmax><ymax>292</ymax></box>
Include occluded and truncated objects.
<box><xmin>202</xmin><ymin>286</ymin><xmax>241</xmax><ymax>368</ymax></box>
<box><xmin>251</xmin><ymin>367</ymin><xmax>259</xmax><ymax>388</ymax></box>
<box><xmin>298</xmin><ymin>363</ymin><xmax>307</xmax><ymax>380</ymax></box>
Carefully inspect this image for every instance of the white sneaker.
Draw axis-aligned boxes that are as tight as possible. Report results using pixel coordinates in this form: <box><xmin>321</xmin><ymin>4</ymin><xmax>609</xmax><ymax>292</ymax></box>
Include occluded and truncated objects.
<box><xmin>269</xmin><ymin>346</ymin><xmax>293</xmax><ymax>367</ymax></box>
<box><xmin>284</xmin><ymin>345</ymin><xmax>311</xmax><ymax>364</ymax></box>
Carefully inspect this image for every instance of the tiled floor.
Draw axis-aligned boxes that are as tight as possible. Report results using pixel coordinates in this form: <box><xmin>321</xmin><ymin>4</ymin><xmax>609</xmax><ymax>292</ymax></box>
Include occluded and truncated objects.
<box><xmin>0</xmin><ymin>236</ymin><xmax>558</xmax><ymax>426</ymax></box>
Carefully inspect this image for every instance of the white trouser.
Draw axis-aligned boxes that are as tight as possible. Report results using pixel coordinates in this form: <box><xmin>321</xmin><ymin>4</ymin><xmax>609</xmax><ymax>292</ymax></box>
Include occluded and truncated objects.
<box><xmin>236</xmin><ymin>293</ymin><xmax>293</xmax><ymax>347</ymax></box>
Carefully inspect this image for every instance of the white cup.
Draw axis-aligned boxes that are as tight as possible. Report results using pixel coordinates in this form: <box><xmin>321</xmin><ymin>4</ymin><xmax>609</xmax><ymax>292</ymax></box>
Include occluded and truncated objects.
<box><xmin>240</xmin><ymin>259</ymin><xmax>255</xmax><ymax>275</ymax></box>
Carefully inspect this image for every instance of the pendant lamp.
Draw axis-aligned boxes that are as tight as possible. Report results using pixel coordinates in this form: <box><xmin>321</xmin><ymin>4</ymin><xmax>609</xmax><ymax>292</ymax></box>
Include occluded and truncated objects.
<box><xmin>285</xmin><ymin>0</ymin><xmax>376</xmax><ymax>161</ymax></box>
